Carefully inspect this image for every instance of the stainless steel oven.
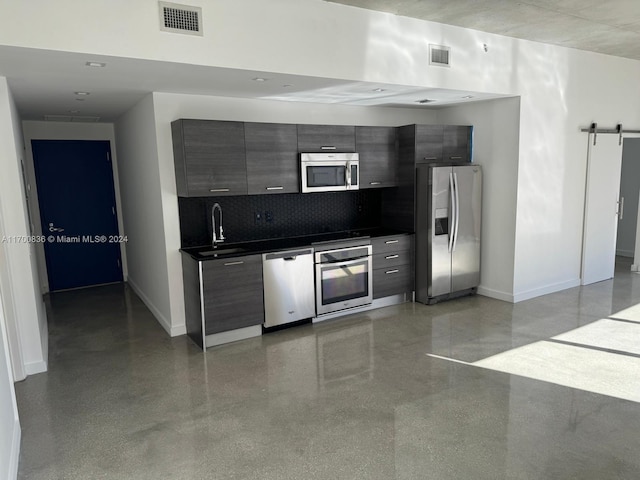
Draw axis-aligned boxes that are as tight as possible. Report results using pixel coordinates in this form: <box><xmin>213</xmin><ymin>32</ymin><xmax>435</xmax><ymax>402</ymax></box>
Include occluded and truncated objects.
<box><xmin>314</xmin><ymin>242</ymin><xmax>372</xmax><ymax>315</ymax></box>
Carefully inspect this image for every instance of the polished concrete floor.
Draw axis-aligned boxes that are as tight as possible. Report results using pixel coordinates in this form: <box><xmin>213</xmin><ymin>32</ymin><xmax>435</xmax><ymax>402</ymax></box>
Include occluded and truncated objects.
<box><xmin>15</xmin><ymin>258</ymin><xmax>640</xmax><ymax>479</ymax></box>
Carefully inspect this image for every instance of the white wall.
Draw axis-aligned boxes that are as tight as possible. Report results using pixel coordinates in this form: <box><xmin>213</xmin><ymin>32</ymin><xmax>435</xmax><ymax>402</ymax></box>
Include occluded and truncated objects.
<box><xmin>0</xmin><ymin>0</ymin><xmax>517</xmax><ymax>90</ymax></box>
<box><xmin>22</xmin><ymin>121</ymin><xmax>127</xmax><ymax>292</ymax></box>
<box><xmin>511</xmin><ymin>49</ymin><xmax>640</xmax><ymax>301</ymax></box>
<box><xmin>617</xmin><ymin>138</ymin><xmax>640</xmax><ymax>257</ymax></box>
<box><xmin>437</xmin><ymin>98</ymin><xmax>521</xmax><ymax>301</ymax></box>
<box><xmin>0</xmin><ymin>290</ymin><xmax>20</xmax><ymax>480</ymax></box>
<box><xmin>2</xmin><ymin>0</ymin><xmax>640</xmax><ymax>304</ymax></box>
<box><xmin>152</xmin><ymin>91</ymin><xmax>438</xmax><ymax>332</ymax></box>
<box><xmin>114</xmin><ymin>95</ymin><xmax>179</xmax><ymax>335</ymax></box>
<box><xmin>0</xmin><ymin>77</ymin><xmax>47</xmax><ymax>377</ymax></box>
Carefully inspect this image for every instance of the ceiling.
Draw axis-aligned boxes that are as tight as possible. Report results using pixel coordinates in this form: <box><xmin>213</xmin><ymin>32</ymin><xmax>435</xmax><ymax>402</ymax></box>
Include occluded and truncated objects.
<box><xmin>328</xmin><ymin>0</ymin><xmax>640</xmax><ymax>60</ymax></box>
<box><xmin>2</xmin><ymin>0</ymin><xmax>640</xmax><ymax>122</ymax></box>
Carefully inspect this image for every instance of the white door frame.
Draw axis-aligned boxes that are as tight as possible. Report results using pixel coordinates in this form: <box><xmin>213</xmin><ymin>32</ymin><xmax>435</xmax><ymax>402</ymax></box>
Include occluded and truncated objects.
<box><xmin>0</xmin><ymin>201</ymin><xmax>26</xmax><ymax>382</ymax></box>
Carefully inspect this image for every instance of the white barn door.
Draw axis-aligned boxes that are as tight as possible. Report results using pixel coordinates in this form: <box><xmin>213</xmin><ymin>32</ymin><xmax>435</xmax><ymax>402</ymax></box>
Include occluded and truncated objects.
<box><xmin>581</xmin><ymin>133</ymin><xmax>623</xmax><ymax>285</ymax></box>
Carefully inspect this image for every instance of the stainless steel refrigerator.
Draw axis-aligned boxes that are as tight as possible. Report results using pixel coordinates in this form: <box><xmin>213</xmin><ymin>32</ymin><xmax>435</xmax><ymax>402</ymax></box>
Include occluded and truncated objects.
<box><xmin>415</xmin><ymin>164</ymin><xmax>482</xmax><ymax>304</ymax></box>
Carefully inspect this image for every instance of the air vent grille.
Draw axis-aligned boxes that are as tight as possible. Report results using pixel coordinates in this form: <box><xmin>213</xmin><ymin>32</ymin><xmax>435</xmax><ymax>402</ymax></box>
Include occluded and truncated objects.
<box><xmin>159</xmin><ymin>2</ymin><xmax>202</xmax><ymax>36</ymax></box>
<box><xmin>429</xmin><ymin>44</ymin><xmax>451</xmax><ymax>67</ymax></box>
<box><xmin>44</xmin><ymin>115</ymin><xmax>100</xmax><ymax>123</ymax></box>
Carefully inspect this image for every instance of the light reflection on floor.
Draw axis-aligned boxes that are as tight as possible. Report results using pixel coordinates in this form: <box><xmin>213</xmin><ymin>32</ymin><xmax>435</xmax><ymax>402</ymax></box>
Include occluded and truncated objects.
<box><xmin>473</xmin><ymin>260</ymin><xmax>640</xmax><ymax>402</ymax></box>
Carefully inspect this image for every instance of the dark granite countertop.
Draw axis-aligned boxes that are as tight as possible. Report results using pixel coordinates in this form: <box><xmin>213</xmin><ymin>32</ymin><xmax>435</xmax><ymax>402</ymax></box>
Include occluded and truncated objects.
<box><xmin>180</xmin><ymin>227</ymin><xmax>412</xmax><ymax>260</ymax></box>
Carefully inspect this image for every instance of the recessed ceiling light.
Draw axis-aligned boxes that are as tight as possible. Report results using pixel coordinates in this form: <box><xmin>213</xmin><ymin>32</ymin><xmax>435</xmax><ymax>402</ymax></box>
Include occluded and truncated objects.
<box><xmin>74</xmin><ymin>91</ymin><xmax>90</xmax><ymax>96</ymax></box>
<box><xmin>85</xmin><ymin>61</ymin><xmax>106</xmax><ymax>68</ymax></box>
<box><xmin>373</xmin><ymin>88</ymin><xmax>386</xmax><ymax>92</ymax></box>
<box><xmin>252</xmin><ymin>77</ymin><xmax>268</xmax><ymax>82</ymax></box>
<box><xmin>462</xmin><ymin>95</ymin><xmax>474</xmax><ymax>99</ymax></box>
<box><xmin>282</xmin><ymin>84</ymin><xmax>293</xmax><ymax>88</ymax></box>
<box><xmin>417</xmin><ymin>99</ymin><xmax>436</xmax><ymax>104</ymax></box>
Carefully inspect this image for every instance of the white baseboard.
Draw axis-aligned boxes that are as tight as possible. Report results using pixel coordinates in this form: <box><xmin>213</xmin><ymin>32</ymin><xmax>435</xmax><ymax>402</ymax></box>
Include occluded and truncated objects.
<box><xmin>24</xmin><ymin>359</ymin><xmax>47</xmax><ymax>376</ymax></box>
<box><xmin>512</xmin><ymin>278</ymin><xmax>581</xmax><ymax>303</ymax></box>
<box><xmin>476</xmin><ymin>285</ymin><xmax>514</xmax><ymax>303</ymax></box>
<box><xmin>7</xmin><ymin>418</ymin><xmax>20</xmax><ymax>480</ymax></box>
<box><xmin>478</xmin><ymin>279</ymin><xmax>581</xmax><ymax>304</ymax></box>
<box><xmin>126</xmin><ymin>278</ymin><xmax>185</xmax><ymax>337</ymax></box>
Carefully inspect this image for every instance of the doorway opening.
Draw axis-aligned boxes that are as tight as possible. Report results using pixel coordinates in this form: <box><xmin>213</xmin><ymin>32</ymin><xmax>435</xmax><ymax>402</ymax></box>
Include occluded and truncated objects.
<box><xmin>616</xmin><ymin>138</ymin><xmax>640</xmax><ymax>267</ymax></box>
<box><xmin>31</xmin><ymin>140</ymin><xmax>123</xmax><ymax>291</ymax></box>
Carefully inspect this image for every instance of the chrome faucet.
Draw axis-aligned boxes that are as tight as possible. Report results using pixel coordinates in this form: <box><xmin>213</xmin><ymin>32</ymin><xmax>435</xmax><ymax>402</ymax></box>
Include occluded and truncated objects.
<box><xmin>211</xmin><ymin>203</ymin><xmax>225</xmax><ymax>247</ymax></box>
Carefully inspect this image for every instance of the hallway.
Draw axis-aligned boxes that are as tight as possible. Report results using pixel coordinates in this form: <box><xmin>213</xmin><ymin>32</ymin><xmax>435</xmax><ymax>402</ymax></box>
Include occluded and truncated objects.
<box><xmin>15</xmin><ymin>259</ymin><xmax>640</xmax><ymax>479</ymax></box>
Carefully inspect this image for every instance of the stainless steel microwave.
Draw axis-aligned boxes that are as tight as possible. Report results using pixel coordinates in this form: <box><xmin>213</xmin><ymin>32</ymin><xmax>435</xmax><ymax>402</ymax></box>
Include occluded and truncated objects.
<box><xmin>300</xmin><ymin>153</ymin><xmax>359</xmax><ymax>193</ymax></box>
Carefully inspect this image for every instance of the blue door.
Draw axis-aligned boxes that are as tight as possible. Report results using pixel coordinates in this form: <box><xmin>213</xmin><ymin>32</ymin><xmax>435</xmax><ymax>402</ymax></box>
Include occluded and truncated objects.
<box><xmin>32</xmin><ymin>140</ymin><xmax>123</xmax><ymax>291</ymax></box>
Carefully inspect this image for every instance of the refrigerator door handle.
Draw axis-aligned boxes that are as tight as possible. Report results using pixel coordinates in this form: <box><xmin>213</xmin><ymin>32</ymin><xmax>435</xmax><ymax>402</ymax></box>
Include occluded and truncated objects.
<box><xmin>448</xmin><ymin>172</ymin><xmax>456</xmax><ymax>253</ymax></box>
<box><xmin>452</xmin><ymin>172</ymin><xmax>460</xmax><ymax>251</ymax></box>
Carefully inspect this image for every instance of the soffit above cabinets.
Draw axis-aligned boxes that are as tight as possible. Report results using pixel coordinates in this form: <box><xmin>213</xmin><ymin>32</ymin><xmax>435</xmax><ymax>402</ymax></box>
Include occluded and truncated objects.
<box><xmin>0</xmin><ymin>45</ymin><xmax>510</xmax><ymax>122</ymax></box>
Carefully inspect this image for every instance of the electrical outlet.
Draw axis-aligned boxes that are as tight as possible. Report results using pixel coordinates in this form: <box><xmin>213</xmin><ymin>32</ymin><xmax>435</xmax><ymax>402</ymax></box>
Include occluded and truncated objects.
<box><xmin>265</xmin><ymin>211</ymin><xmax>273</xmax><ymax>223</ymax></box>
<box><xmin>254</xmin><ymin>211</ymin><xmax>262</xmax><ymax>224</ymax></box>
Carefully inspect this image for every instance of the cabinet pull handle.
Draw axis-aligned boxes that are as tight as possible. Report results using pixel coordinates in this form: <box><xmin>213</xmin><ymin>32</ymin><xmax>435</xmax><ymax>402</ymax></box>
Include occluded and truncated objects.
<box><xmin>369</xmin><ymin>181</ymin><xmax>381</xmax><ymax>185</ymax></box>
<box><xmin>385</xmin><ymin>269</ymin><xmax>399</xmax><ymax>274</ymax></box>
<box><xmin>450</xmin><ymin>156</ymin><xmax>462</xmax><ymax>160</ymax></box>
<box><xmin>385</xmin><ymin>240</ymin><xmax>399</xmax><ymax>244</ymax></box>
<box><xmin>266</xmin><ymin>186</ymin><xmax>284</xmax><ymax>190</ymax></box>
<box><xmin>209</xmin><ymin>188</ymin><xmax>230</xmax><ymax>193</ymax></box>
<box><xmin>320</xmin><ymin>146</ymin><xmax>337</xmax><ymax>150</ymax></box>
<box><xmin>424</xmin><ymin>157</ymin><xmax>438</xmax><ymax>160</ymax></box>
<box><xmin>385</xmin><ymin>254</ymin><xmax>399</xmax><ymax>259</ymax></box>
<box><xmin>223</xmin><ymin>261</ymin><xmax>244</xmax><ymax>266</ymax></box>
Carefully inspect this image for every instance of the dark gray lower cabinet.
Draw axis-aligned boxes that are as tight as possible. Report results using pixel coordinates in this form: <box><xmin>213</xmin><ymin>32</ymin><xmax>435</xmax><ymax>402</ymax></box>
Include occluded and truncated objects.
<box><xmin>182</xmin><ymin>253</ymin><xmax>264</xmax><ymax>350</ymax></box>
<box><xmin>371</xmin><ymin>234</ymin><xmax>414</xmax><ymax>299</ymax></box>
<box><xmin>202</xmin><ymin>255</ymin><xmax>264</xmax><ymax>334</ymax></box>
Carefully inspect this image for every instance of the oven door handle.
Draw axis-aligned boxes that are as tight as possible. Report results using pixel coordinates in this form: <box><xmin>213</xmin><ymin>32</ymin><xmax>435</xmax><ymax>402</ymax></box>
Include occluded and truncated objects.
<box><xmin>320</xmin><ymin>256</ymin><xmax>370</xmax><ymax>267</ymax></box>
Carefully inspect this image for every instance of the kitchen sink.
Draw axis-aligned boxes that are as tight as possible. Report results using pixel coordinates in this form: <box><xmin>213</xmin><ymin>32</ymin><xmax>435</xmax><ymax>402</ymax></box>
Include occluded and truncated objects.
<box><xmin>198</xmin><ymin>247</ymin><xmax>246</xmax><ymax>257</ymax></box>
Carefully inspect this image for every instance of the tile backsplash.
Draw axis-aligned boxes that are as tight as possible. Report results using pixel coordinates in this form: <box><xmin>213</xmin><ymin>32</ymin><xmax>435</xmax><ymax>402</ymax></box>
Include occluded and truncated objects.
<box><xmin>178</xmin><ymin>190</ymin><xmax>382</xmax><ymax>248</ymax></box>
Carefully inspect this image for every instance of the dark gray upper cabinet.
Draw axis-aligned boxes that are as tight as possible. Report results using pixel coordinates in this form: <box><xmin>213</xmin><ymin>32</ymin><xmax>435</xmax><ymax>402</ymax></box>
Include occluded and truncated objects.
<box><xmin>356</xmin><ymin>126</ymin><xmax>398</xmax><ymax>188</ymax></box>
<box><xmin>382</xmin><ymin>124</ymin><xmax>473</xmax><ymax>232</ymax></box>
<box><xmin>171</xmin><ymin>119</ymin><xmax>248</xmax><ymax>197</ymax></box>
<box><xmin>399</xmin><ymin>124</ymin><xmax>473</xmax><ymax>164</ymax></box>
<box><xmin>443</xmin><ymin>125</ymin><xmax>473</xmax><ymax>162</ymax></box>
<box><xmin>297</xmin><ymin>124</ymin><xmax>356</xmax><ymax>152</ymax></box>
<box><xmin>245</xmin><ymin>122</ymin><xmax>299</xmax><ymax>195</ymax></box>
<box><xmin>415</xmin><ymin>125</ymin><xmax>444</xmax><ymax>163</ymax></box>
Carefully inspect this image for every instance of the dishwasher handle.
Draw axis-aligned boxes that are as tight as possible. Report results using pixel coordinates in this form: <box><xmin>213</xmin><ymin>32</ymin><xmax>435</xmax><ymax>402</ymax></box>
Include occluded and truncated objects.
<box><xmin>264</xmin><ymin>249</ymin><xmax>313</xmax><ymax>261</ymax></box>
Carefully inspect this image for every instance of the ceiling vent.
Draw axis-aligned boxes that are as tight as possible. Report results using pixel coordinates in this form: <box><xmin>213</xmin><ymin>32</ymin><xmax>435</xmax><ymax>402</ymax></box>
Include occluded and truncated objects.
<box><xmin>44</xmin><ymin>115</ymin><xmax>100</xmax><ymax>123</ymax></box>
<box><xmin>159</xmin><ymin>2</ymin><xmax>202</xmax><ymax>36</ymax></box>
<box><xmin>417</xmin><ymin>99</ymin><xmax>436</xmax><ymax>104</ymax></box>
<box><xmin>429</xmin><ymin>44</ymin><xmax>451</xmax><ymax>67</ymax></box>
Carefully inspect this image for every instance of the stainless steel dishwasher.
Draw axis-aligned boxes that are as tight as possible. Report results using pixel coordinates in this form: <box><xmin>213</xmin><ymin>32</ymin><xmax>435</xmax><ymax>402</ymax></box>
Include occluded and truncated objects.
<box><xmin>262</xmin><ymin>248</ymin><xmax>315</xmax><ymax>328</ymax></box>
